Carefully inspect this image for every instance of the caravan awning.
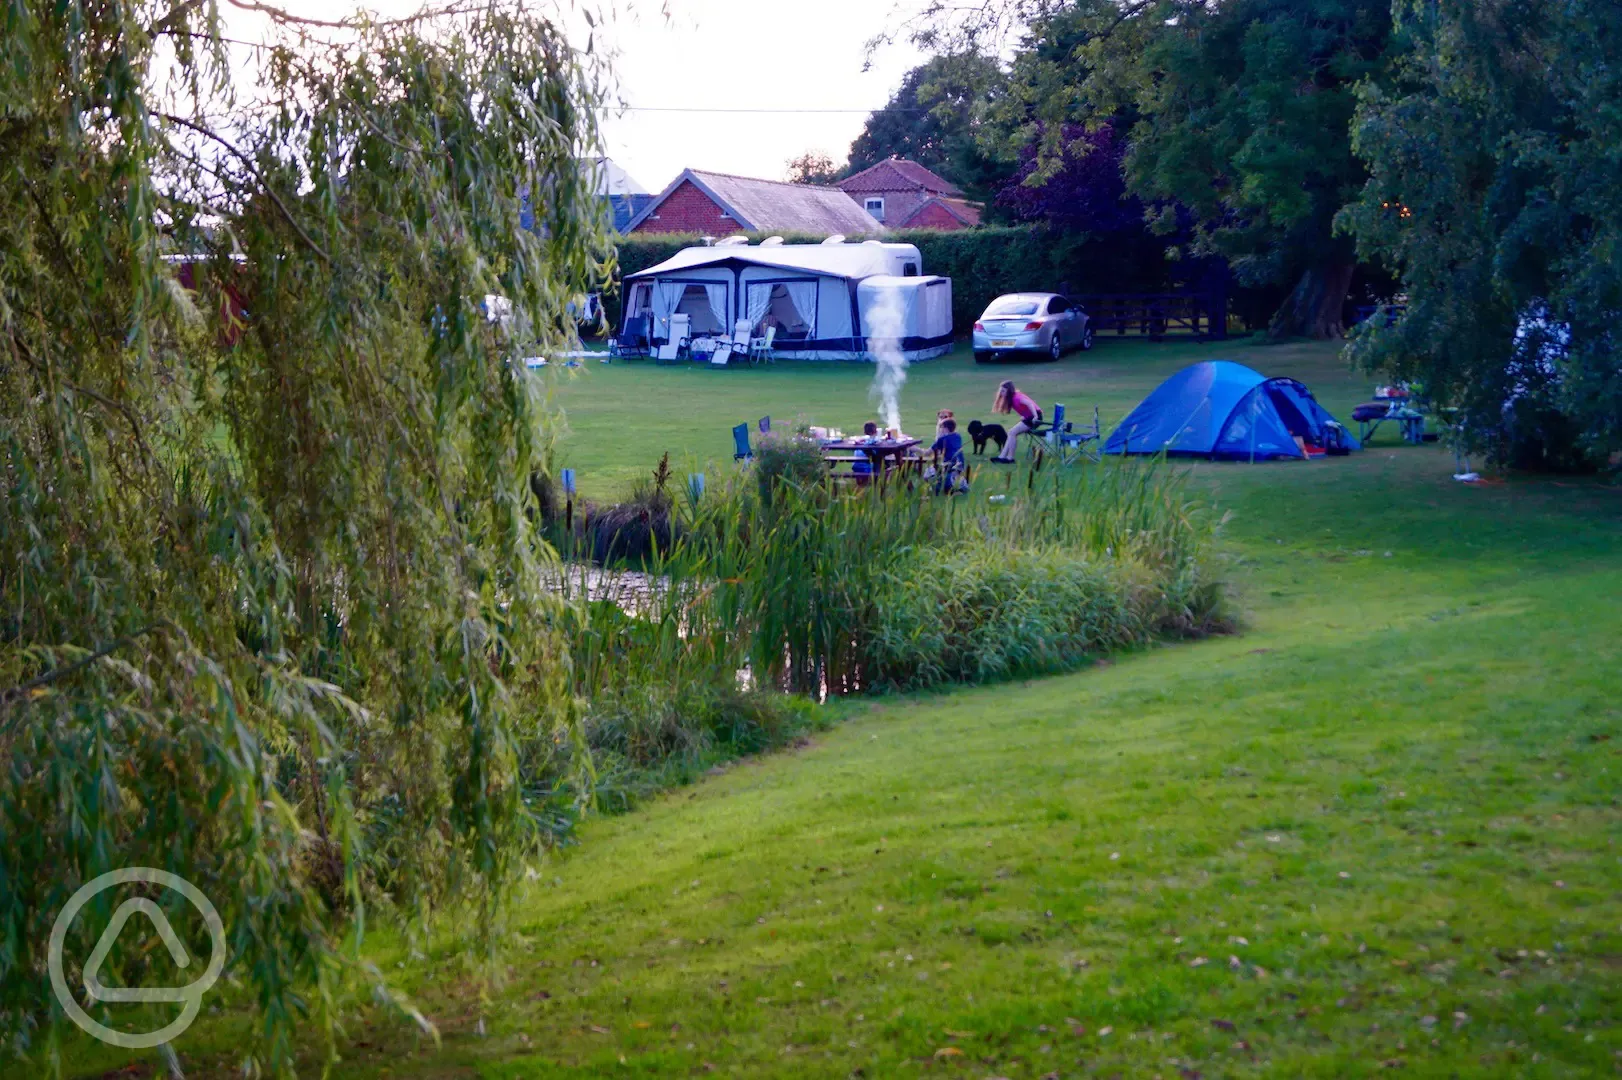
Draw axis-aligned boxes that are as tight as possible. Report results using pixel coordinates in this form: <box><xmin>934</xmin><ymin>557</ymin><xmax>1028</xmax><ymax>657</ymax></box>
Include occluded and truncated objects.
<box><xmin>627</xmin><ymin>244</ymin><xmax>902</xmax><ymax>282</ymax></box>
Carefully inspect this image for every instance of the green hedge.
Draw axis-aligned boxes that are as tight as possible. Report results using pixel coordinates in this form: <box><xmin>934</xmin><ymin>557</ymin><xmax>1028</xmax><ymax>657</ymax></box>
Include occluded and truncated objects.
<box><xmin>600</xmin><ymin>226</ymin><xmax>1171</xmax><ymax>335</ymax></box>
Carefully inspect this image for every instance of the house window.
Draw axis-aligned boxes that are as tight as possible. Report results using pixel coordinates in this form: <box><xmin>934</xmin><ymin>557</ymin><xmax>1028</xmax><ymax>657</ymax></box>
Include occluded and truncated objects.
<box><xmin>864</xmin><ymin>197</ymin><xmax>885</xmax><ymax>221</ymax></box>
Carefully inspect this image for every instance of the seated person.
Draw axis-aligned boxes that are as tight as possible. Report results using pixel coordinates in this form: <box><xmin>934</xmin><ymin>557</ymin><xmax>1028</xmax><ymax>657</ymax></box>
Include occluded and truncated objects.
<box><xmin>930</xmin><ymin>418</ymin><xmax>964</xmax><ymax>467</ymax></box>
<box><xmin>853</xmin><ymin>422</ymin><xmax>881</xmax><ymax>480</ymax></box>
<box><xmin>930</xmin><ymin>418</ymin><xmax>968</xmax><ymax>493</ymax></box>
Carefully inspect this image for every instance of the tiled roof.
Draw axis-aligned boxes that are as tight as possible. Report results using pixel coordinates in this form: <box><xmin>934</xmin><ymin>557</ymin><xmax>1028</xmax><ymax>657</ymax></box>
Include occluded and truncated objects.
<box><xmin>608</xmin><ymin>193</ymin><xmax>656</xmax><ymax>232</ymax></box>
<box><xmin>896</xmin><ymin>195</ymin><xmax>983</xmax><ymax>228</ymax></box>
<box><xmin>686</xmin><ymin>169</ymin><xmax>884</xmax><ymax>235</ymax></box>
<box><xmin>838</xmin><ymin>158</ymin><xmax>963</xmax><ymax>197</ymax></box>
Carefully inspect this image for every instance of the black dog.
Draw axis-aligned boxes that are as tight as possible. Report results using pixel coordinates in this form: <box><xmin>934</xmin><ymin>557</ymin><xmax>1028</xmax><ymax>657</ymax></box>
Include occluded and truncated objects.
<box><xmin>966</xmin><ymin>420</ymin><xmax>1008</xmax><ymax>456</ymax></box>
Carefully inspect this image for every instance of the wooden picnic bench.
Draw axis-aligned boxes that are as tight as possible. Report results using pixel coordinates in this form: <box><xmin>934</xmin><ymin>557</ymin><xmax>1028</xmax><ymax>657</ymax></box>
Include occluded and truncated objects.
<box><xmin>819</xmin><ymin>437</ymin><xmax>923</xmax><ymax>484</ymax></box>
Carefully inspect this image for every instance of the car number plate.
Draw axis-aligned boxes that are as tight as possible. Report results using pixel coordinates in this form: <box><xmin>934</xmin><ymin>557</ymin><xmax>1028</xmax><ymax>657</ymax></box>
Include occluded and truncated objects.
<box><xmin>991</xmin><ymin>339</ymin><xmax>1016</xmax><ymax>347</ymax></box>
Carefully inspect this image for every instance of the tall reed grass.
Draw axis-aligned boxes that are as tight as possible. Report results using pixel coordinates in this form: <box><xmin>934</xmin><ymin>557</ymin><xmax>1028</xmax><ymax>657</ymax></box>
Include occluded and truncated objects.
<box><xmin>524</xmin><ymin>454</ymin><xmax>1226</xmax><ymax>828</ymax></box>
<box><xmin>538</xmin><ymin>454</ymin><xmax>1227</xmax><ymax>817</ymax></box>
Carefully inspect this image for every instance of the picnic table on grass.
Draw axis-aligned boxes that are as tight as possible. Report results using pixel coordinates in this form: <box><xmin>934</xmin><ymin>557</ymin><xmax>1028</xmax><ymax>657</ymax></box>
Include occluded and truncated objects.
<box><xmin>819</xmin><ymin>436</ymin><xmax>924</xmax><ymax>478</ymax></box>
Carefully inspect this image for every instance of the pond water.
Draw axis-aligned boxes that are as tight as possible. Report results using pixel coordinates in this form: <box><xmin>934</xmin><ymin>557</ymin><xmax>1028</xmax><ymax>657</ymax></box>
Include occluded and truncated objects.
<box><xmin>545</xmin><ymin>562</ymin><xmax>864</xmax><ymax>700</ymax></box>
<box><xmin>543</xmin><ymin>564</ymin><xmax>665</xmax><ymax>615</ymax></box>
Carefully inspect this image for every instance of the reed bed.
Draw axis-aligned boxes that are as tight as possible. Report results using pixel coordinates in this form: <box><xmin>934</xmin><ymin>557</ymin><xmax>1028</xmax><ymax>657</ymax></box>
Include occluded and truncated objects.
<box><xmin>531</xmin><ymin>451</ymin><xmax>1229</xmax><ymax>818</ymax></box>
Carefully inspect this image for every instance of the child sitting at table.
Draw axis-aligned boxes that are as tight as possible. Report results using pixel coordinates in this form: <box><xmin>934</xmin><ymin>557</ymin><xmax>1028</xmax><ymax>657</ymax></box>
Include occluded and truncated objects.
<box><xmin>852</xmin><ymin>421</ymin><xmax>881</xmax><ymax>482</ymax></box>
<box><xmin>930</xmin><ymin>417</ymin><xmax>964</xmax><ymax>466</ymax></box>
<box><xmin>929</xmin><ymin>417</ymin><xmax>968</xmax><ymax>494</ymax></box>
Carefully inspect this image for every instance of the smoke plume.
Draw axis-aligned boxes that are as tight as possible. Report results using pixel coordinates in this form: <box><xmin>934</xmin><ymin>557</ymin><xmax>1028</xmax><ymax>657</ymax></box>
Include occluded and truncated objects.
<box><xmin>865</xmin><ymin>284</ymin><xmax>908</xmax><ymax>432</ymax></box>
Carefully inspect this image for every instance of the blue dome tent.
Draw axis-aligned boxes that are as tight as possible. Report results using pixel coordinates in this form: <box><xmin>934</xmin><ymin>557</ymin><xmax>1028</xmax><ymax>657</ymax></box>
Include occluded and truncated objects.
<box><xmin>1103</xmin><ymin>361</ymin><xmax>1357</xmax><ymax>460</ymax></box>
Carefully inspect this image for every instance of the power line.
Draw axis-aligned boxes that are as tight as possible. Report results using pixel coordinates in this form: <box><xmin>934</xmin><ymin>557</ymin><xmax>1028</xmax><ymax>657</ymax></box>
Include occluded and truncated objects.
<box><xmin>609</xmin><ymin>105</ymin><xmax>922</xmax><ymax>114</ymax></box>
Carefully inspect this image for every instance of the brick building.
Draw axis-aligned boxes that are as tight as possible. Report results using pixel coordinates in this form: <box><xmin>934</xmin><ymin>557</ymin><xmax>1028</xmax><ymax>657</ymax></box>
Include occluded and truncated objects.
<box><xmin>837</xmin><ymin>158</ymin><xmax>982</xmax><ymax>230</ymax></box>
<box><xmin>626</xmin><ymin>169</ymin><xmax>883</xmax><ymax>237</ymax></box>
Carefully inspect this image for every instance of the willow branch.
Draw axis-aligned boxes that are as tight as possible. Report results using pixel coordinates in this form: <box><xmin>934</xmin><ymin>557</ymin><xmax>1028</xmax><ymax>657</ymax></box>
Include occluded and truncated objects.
<box><xmin>150</xmin><ymin>0</ymin><xmax>207</xmax><ymax>36</ymax></box>
<box><xmin>0</xmin><ymin>624</ymin><xmax>165</xmax><ymax>713</ymax></box>
<box><xmin>10</xmin><ymin>332</ymin><xmax>156</xmax><ymax>465</ymax></box>
<box><xmin>151</xmin><ymin>110</ymin><xmax>333</xmax><ymax>263</ymax></box>
<box><xmin>224</xmin><ymin>0</ymin><xmax>497</xmax><ymax>30</ymax></box>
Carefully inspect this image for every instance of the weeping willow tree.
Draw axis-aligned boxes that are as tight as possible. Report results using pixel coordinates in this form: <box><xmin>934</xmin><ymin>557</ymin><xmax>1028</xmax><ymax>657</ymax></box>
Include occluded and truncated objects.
<box><xmin>0</xmin><ymin>0</ymin><xmax>613</xmax><ymax>1070</ymax></box>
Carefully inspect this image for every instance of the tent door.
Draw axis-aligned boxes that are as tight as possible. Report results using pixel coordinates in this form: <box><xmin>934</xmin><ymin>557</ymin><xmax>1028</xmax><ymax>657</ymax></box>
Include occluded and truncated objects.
<box><xmin>1264</xmin><ymin>383</ymin><xmax>1320</xmax><ymax>442</ymax></box>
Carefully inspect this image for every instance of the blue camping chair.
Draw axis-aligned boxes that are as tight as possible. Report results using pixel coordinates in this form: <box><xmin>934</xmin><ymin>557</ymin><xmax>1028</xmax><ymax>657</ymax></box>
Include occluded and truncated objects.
<box><xmin>732</xmin><ymin>423</ymin><xmax>753</xmax><ymax>461</ymax></box>
<box><xmin>1028</xmin><ymin>403</ymin><xmax>1101</xmax><ymax>464</ymax></box>
<box><xmin>1026</xmin><ymin>402</ymin><xmax>1066</xmax><ymax>443</ymax></box>
<box><xmin>611</xmin><ymin>315</ymin><xmax>650</xmax><ymax>358</ymax></box>
<box><xmin>1054</xmin><ymin>405</ymin><xmax>1102</xmax><ymax>464</ymax></box>
<box><xmin>758</xmin><ymin>416</ymin><xmax>771</xmax><ymax>434</ymax></box>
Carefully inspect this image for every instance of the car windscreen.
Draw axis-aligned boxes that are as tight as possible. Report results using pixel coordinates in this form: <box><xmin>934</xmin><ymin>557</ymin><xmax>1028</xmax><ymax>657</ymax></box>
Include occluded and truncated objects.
<box><xmin>984</xmin><ymin>298</ymin><xmax>1040</xmax><ymax>317</ymax></box>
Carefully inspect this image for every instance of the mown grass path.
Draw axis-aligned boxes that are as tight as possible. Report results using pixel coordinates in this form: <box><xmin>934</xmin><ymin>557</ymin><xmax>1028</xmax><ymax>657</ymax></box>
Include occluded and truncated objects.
<box><xmin>73</xmin><ymin>342</ymin><xmax>1620</xmax><ymax>1078</ymax></box>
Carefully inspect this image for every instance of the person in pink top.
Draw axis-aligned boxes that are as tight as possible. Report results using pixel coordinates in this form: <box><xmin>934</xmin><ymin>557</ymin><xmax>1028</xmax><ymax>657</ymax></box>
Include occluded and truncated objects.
<box><xmin>991</xmin><ymin>379</ymin><xmax>1042</xmax><ymax>462</ymax></box>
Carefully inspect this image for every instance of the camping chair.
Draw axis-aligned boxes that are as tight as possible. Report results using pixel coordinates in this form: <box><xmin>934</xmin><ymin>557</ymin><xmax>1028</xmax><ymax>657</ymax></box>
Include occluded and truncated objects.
<box><xmin>749</xmin><ymin>324</ymin><xmax>778</xmax><ymax>364</ymax></box>
<box><xmin>1024</xmin><ymin>403</ymin><xmax>1067</xmax><ymax>461</ymax></box>
<box><xmin>655</xmin><ymin>314</ymin><xmax>690</xmax><ymax>364</ymax></box>
<box><xmin>610</xmin><ymin>315</ymin><xmax>649</xmax><ymax>358</ymax></box>
<box><xmin>1028</xmin><ymin>403</ymin><xmax>1102</xmax><ymax>465</ymax></box>
<box><xmin>711</xmin><ymin>318</ymin><xmax>747</xmax><ymax>368</ymax></box>
<box><xmin>758</xmin><ymin>416</ymin><xmax>771</xmax><ymax>434</ymax></box>
<box><xmin>1053</xmin><ymin>406</ymin><xmax>1102</xmax><ymax>464</ymax></box>
<box><xmin>732</xmin><ymin>423</ymin><xmax>753</xmax><ymax>461</ymax></box>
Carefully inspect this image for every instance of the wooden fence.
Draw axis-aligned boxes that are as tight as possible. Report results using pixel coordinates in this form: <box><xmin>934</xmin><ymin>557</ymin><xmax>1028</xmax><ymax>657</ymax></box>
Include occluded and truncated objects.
<box><xmin>1073</xmin><ymin>292</ymin><xmax>1227</xmax><ymax>341</ymax></box>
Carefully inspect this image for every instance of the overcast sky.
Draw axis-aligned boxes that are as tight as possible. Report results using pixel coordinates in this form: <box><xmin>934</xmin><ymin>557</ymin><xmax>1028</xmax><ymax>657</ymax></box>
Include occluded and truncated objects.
<box><xmin>220</xmin><ymin>0</ymin><xmax>935</xmax><ymax>194</ymax></box>
<box><xmin>591</xmin><ymin>1</ymin><xmax>934</xmax><ymax>191</ymax></box>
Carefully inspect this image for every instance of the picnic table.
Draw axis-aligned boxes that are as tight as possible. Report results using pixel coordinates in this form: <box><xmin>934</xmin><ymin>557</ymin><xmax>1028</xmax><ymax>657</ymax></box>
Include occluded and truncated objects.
<box><xmin>819</xmin><ymin>436</ymin><xmax>923</xmax><ymax>477</ymax></box>
<box><xmin>1357</xmin><ymin>402</ymin><xmax>1426</xmax><ymax>445</ymax></box>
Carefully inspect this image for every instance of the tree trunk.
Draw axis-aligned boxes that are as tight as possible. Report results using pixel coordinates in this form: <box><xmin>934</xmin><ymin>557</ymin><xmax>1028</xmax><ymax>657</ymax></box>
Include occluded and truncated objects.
<box><xmin>1267</xmin><ymin>259</ymin><xmax>1356</xmax><ymax>340</ymax></box>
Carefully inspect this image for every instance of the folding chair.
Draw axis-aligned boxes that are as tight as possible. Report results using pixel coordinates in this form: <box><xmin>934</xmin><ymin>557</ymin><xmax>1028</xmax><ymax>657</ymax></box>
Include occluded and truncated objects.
<box><xmin>1026</xmin><ymin>403</ymin><xmax>1102</xmax><ymax>465</ymax></box>
<box><xmin>758</xmin><ymin>416</ymin><xmax>771</xmax><ymax>434</ymax></box>
<box><xmin>1025</xmin><ymin>403</ymin><xmax>1067</xmax><ymax>461</ymax></box>
<box><xmin>749</xmin><ymin>324</ymin><xmax>778</xmax><ymax>364</ymax></box>
<box><xmin>732</xmin><ymin>423</ymin><xmax>753</xmax><ymax>461</ymax></box>
<box><xmin>655</xmin><ymin>314</ymin><xmax>690</xmax><ymax>364</ymax></box>
<box><xmin>609</xmin><ymin>315</ymin><xmax>649</xmax><ymax>358</ymax></box>
<box><xmin>709</xmin><ymin>341</ymin><xmax>736</xmax><ymax>367</ymax></box>
<box><xmin>1053</xmin><ymin>406</ymin><xmax>1102</xmax><ymax>464</ymax></box>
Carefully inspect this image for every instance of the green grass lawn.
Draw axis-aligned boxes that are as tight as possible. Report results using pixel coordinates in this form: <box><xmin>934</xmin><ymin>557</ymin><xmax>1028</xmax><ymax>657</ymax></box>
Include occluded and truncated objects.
<box><xmin>69</xmin><ymin>340</ymin><xmax>1621</xmax><ymax>1078</ymax></box>
<box><xmin>545</xmin><ymin>338</ymin><xmax>1376</xmax><ymax>501</ymax></box>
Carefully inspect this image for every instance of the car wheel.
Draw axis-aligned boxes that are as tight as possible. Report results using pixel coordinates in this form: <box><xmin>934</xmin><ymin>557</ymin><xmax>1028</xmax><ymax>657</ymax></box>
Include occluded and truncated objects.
<box><xmin>1080</xmin><ymin>326</ymin><xmax>1095</xmax><ymax>352</ymax></box>
<box><xmin>974</xmin><ymin>350</ymin><xmax>994</xmax><ymax>364</ymax></box>
<box><xmin>1048</xmin><ymin>335</ymin><xmax>1062</xmax><ymax>361</ymax></box>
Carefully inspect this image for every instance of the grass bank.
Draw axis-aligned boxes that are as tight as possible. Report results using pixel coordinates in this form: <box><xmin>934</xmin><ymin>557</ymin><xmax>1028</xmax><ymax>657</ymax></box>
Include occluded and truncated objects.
<box><xmin>66</xmin><ymin>342</ymin><xmax>1620</xmax><ymax>1078</ymax></box>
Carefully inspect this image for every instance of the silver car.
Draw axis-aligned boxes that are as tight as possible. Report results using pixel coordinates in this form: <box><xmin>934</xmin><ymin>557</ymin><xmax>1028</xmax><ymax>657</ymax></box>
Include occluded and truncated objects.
<box><xmin>973</xmin><ymin>292</ymin><xmax>1094</xmax><ymax>363</ymax></box>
